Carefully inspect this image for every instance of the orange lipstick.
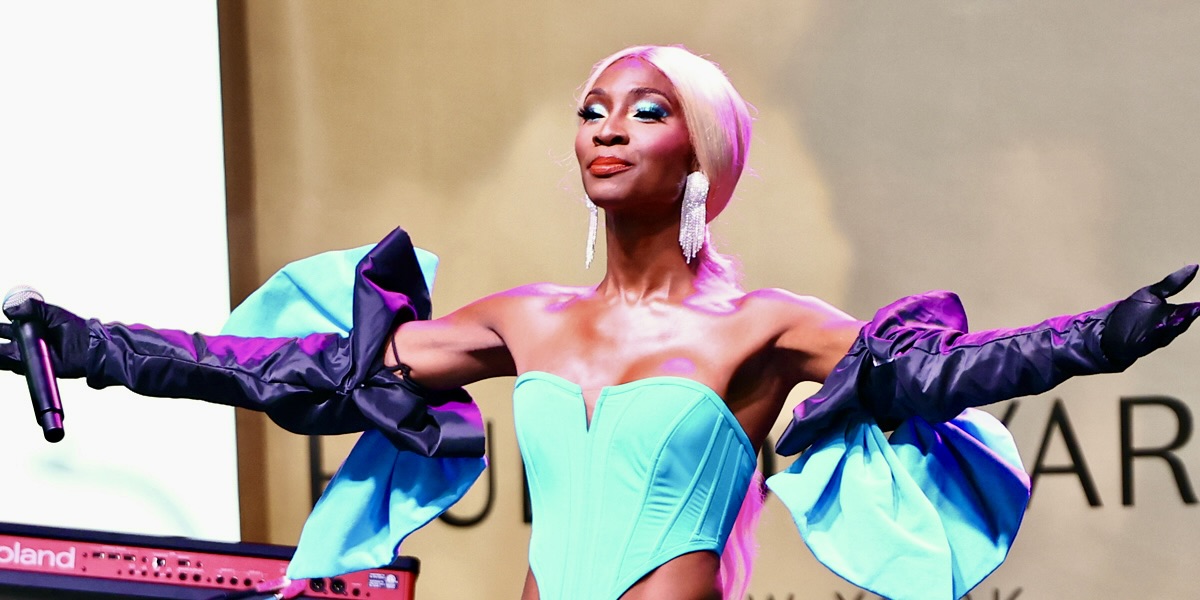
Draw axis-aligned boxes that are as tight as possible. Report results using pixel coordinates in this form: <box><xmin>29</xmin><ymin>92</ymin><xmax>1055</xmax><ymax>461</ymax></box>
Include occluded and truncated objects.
<box><xmin>588</xmin><ymin>157</ymin><xmax>633</xmax><ymax>176</ymax></box>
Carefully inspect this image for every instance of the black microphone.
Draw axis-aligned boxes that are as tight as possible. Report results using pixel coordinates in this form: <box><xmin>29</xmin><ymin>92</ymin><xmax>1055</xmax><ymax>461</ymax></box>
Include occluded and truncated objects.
<box><xmin>3</xmin><ymin>286</ymin><xmax>65</xmax><ymax>443</ymax></box>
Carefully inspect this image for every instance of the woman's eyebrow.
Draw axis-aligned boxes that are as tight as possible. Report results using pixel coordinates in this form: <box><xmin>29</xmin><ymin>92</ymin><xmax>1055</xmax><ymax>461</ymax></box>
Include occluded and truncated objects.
<box><xmin>629</xmin><ymin>87</ymin><xmax>670</xmax><ymax>99</ymax></box>
<box><xmin>582</xmin><ymin>86</ymin><xmax>673</xmax><ymax>105</ymax></box>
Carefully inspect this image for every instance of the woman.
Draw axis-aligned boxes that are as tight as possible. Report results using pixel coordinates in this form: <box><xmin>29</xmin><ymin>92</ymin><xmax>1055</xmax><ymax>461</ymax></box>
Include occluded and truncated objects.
<box><xmin>386</xmin><ymin>46</ymin><xmax>861</xmax><ymax>600</ymax></box>
<box><xmin>2</xmin><ymin>45</ymin><xmax>1198</xmax><ymax>600</ymax></box>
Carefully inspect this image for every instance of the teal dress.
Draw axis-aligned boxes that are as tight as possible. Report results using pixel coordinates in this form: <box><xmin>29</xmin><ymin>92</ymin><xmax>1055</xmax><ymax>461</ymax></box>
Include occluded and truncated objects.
<box><xmin>515</xmin><ymin>371</ymin><xmax>756</xmax><ymax>599</ymax></box>
<box><xmin>225</xmin><ymin>239</ymin><xmax>1030</xmax><ymax>600</ymax></box>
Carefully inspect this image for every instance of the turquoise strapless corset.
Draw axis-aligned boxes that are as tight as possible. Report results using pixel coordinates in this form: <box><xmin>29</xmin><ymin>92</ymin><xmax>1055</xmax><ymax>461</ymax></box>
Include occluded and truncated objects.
<box><xmin>513</xmin><ymin>371</ymin><xmax>757</xmax><ymax>600</ymax></box>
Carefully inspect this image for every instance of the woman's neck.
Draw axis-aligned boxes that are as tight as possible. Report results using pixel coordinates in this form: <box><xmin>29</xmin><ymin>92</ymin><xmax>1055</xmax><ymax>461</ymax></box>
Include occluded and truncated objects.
<box><xmin>595</xmin><ymin>207</ymin><xmax>698</xmax><ymax>303</ymax></box>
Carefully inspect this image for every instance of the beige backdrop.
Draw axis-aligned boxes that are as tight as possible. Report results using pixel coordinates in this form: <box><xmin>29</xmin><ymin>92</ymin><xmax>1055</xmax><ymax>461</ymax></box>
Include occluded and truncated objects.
<box><xmin>217</xmin><ymin>2</ymin><xmax>1200</xmax><ymax>598</ymax></box>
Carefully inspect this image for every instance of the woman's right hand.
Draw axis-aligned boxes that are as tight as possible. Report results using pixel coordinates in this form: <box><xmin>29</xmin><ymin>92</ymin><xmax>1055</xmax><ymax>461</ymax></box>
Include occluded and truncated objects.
<box><xmin>0</xmin><ymin>295</ymin><xmax>91</xmax><ymax>378</ymax></box>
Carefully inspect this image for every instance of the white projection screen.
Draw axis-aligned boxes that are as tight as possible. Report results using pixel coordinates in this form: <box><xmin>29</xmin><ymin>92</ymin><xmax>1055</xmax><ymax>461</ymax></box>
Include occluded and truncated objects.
<box><xmin>0</xmin><ymin>1</ymin><xmax>240</xmax><ymax>542</ymax></box>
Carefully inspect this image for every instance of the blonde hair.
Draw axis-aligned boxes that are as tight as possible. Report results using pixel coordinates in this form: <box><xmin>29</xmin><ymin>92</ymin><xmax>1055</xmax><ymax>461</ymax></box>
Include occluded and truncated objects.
<box><xmin>581</xmin><ymin>45</ymin><xmax>753</xmax><ymax>288</ymax></box>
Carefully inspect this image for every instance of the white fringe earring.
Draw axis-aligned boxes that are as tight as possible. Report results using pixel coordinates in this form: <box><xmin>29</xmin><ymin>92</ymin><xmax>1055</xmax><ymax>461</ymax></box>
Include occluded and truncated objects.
<box><xmin>679</xmin><ymin>172</ymin><xmax>709</xmax><ymax>263</ymax></box>
<box><xmin>585</xmin><ymin>196</ymin><xmax>599</xmax><ymax>269</ymax></box>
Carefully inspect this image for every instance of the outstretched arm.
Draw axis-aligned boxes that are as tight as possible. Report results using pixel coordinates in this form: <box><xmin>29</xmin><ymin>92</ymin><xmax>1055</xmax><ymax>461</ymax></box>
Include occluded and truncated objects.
<box><xmin>0</xmin><ymin>228</ymin><xmax>488</xmax><ymax>457</ymax></box>
<box><xmin>385</xmin><ymin>295</ymin><xmax>517</xmax><ymax>390</ymax></box>
<box><xmin>767</xmin><ymin>292</ymin><xmax>866</xmax><ymax>385</ymax></box>
<box><xmin>861</xmin><ymin>264</ymin><xmax>1200</xmax><ymax>423</ymax></box>
<box><xmin>776</xmin><ymin>265</ymin><xmax>1200</xmax><ymax>455</ymax></box>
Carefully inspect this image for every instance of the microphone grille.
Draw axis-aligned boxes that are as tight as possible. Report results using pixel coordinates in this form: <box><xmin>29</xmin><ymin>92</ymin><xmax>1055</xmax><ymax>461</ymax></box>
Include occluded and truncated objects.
<box><xmin>3</xmin><ymin>286</ymin><xmax>44</xmax><ymax>312</ymax></box>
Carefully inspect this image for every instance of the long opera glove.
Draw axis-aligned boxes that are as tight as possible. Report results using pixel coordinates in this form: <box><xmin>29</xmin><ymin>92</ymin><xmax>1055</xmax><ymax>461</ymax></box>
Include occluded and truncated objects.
<box><xmin>0</xmin><ymin>228</ymin><xmax>484</xmax><ymax>458</ymax></box>
<box><xmin>780</xmin><ymin>264</ymin><xmax>1200</xmax><ymax>453</ymax></box>
<box><xmin>768</xmin><ymin>264</ymin><xmax>1200</xmax><ymax>600</ymax></box>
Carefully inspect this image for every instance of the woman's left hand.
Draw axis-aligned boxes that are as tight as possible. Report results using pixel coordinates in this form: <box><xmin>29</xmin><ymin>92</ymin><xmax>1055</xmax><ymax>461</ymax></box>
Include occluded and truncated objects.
<box><xmin>1102</xmin><ymin>264</ymin><xmax>1200</xmax><ymax>367</ymax></box>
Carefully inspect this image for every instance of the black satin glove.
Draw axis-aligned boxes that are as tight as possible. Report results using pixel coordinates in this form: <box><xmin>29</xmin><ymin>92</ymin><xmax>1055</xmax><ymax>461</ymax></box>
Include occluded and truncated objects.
<box><xmin>778</xmin><ymin>264</ymin><xmax>1200</xmax><ymax>456</ymax></box>
<box><xmin>0</xmin><ymin>228</ymin><xmax>485</xmax><ymax>458</ymax></box>
<box><xmin>1102</xmin><ymin>264</ymin><xmax>1200</xmax><ymax>368</ymax></box>
<box><xmin>0</xmin><ymin>298</ymin><xmax>91</xmax><ymax>378</ymax></box>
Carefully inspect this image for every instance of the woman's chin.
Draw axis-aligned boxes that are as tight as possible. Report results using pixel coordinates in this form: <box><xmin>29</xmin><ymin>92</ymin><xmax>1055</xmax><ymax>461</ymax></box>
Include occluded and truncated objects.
<box><xmin>581</xmin><ymin>184</ymin><xmax>630</xmax><ymax>204</ymax></box>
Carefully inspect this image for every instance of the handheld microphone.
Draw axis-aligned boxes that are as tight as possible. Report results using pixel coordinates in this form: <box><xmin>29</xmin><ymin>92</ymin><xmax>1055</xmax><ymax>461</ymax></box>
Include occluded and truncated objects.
<box><xmin>3</xmin><ymin>286</ymin><xmax>65</xmax><ymax>443</ymax></box>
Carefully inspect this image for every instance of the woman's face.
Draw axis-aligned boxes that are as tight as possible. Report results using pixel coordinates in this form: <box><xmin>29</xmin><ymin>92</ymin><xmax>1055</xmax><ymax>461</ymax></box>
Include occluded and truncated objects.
<box><xmin>575</xmin><ymin>57</ymin><xmax>693</xmax><ymax>211</ymax></box>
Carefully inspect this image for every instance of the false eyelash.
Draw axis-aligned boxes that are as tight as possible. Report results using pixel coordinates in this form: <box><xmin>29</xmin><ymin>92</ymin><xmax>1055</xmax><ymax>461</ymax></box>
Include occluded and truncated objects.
<box><xmin>577</xmin><ymin>105</ymin><xmax>606</xmax><ymax>121</ymax></box>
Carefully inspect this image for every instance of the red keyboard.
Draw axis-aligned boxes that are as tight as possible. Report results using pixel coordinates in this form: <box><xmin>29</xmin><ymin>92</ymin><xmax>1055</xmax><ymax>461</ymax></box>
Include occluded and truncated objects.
<box><xmin>0</xmin><ymin>522</ymin><xmax>416</xmax><ymax>599</ymax></box>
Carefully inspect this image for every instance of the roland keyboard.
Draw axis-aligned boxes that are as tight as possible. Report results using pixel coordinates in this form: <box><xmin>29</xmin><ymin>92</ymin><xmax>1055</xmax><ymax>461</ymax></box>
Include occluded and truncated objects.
<box><xmin>0</xmin><ymin>522</ymin><xmax>417</xmax><ymax>599</ymax></box>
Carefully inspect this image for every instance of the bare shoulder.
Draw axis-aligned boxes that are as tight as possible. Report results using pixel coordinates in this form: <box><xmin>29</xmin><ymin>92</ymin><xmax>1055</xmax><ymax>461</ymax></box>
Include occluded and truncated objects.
<box><xmin>388</xmin><ymin>282</ymin><xmax>592</xmax><ymax>386</ymax></box>
<box><xmin>499</xmin><ymin>282</ymin><xmax>592</xmax><ymax>299</ymax></box>
<box><xmin>467</xmin><ymin>282</ymin><xmax>591</xmax><ymax>309</ymax></box>
<box><xmin>740</xmin><ymin>288</ymin><xmax>865</xmax><ymax>384</ymax></box>
<box><xmin>450</xmin><ymin>282</ymin><xmax>592</xmax><ymax>326</ymax></box>
<box><xmin>739</xmin><ymin>287</ymin><xmax>860</xmax><ymax>330</ymax></box>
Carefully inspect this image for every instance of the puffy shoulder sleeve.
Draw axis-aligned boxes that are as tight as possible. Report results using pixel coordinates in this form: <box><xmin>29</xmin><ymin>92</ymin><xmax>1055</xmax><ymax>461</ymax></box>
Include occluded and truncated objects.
<box><xmin>767</xmin><ymin>292</ymin><xmax>1033</xmax><ymax>600</ymax></box>
<box><xmin>221</xmin><ymin>228</ymin><xmax>487</xmax><ymax>579</ymax></box>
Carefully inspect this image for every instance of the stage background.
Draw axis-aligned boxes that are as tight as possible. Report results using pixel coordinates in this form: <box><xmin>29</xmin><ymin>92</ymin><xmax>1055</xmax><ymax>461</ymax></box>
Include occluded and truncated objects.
<box><xmin>218</xmin><ymin>2</ymin><xmax>1200</xmax><ymax>597</ymax></box>
<box><xmin>219</xmin><ymin>1</ymin><xmax>1200</xmax><ymax>598</ymax></box>
<box><xmin>5</xmin><ymin>1</ymin><xmax>1198</xmax><ymax>599</ymax></box>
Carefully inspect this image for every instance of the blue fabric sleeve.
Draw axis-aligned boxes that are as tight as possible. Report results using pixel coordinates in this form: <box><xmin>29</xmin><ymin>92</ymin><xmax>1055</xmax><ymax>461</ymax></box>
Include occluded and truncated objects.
<box><xmin>219</xmin><ymin>240</ymin><xmax>486</xmax><ymax>580</ymax></box>
<box><xmin>766</xmin><ymin>410</ymin><xmax>1028</xmax><ymax>600</ymax></box>
<box><xmin>767</xmin><ymin>291</ymin><xmax>1050</xmax><ymax>600</ymax></box>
